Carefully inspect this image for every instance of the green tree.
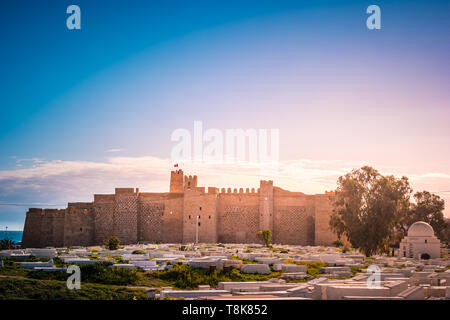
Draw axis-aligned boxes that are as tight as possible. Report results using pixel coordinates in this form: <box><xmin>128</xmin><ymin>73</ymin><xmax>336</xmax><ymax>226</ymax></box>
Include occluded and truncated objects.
<box><xmin>329</xmin><ymin>166</ymin><xmax>411</xmax><ymax>257</ymax></box>
<box><xmin>105</xmin><ymin>236</ymin><xmax>120</xmax><ymax>250</ymax></box>
<box><xmin>257</xmin><ymin>230</ymin><xmax>272</xmax><ymax>247</ymax></box>
<box><xmin>443</xmin><ymin>218</ymin><xmax>450</xmax><ymax>245</ymax></box>
<box><xmin>397</xmin><ymin>191</ymin><xmax>447</xmax><ymax>241</ymax></box>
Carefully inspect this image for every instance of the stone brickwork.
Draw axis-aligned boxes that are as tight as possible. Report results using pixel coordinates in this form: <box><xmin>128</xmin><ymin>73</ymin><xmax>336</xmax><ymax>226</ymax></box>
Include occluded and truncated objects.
<box><xmin>93</xmin><ymin>194</ymin><xmax>115</xmax><ymax>245</ymax></box>
<box><xmin>113</xmin><ymin>189</ymin><xmax>138</xmax><ymax>244</ymax></box>
<box><xmin>161</xmin><ymin>196</ymin><xmax>184</xmax><ymax>243</ymax></box>
<box><xmin>22</xmin><ymin>209</ymin><xmax>44</xmax><ymax>248</ymax></box>
<box><xmin>314</xmin><ymin>194</ymin><xmax>340</xmax><ymax>245</ymax></box>
<box><xmin>64</xmin><ymin>203</ymin><xmax>94</xmax><ymax>247</ymax></box>
<box><xmin>217</xmin><ymin>193</ymin><xmax>260</xmax><ymax>243</ymax></box>
<box><xmin>138</xmin><ymin>197</ymin><xmax>164</xmax><ymax>243</ymax></box>
<box><xmin>22</xmin><ymin>170</ymin><xmax>338</xmax><ymax>247</ymax></box>
<box><xmin>22</xmin><ymin>208</ymin><xmax>66</xmax><ymax>248</ymax></box>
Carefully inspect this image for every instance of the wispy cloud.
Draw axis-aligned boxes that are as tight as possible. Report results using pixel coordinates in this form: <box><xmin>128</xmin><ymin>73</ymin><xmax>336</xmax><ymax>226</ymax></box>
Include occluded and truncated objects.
<box><xmin>106</xmin><ymin>148</ymin><xmax>123</xmax><ymax>153</ymax></box>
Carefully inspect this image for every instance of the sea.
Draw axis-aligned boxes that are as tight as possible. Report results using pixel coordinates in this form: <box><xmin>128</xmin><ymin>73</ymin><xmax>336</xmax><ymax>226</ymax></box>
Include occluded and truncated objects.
<box><xmin>0</xmin><ymin>231</ymin><xmax>23</xmax><ymax>243</ymax></box>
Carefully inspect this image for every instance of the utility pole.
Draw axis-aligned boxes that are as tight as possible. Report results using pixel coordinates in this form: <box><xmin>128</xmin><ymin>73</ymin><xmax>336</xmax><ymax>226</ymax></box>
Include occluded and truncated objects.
<box><xmin>195</xmin><ymin>216</ymin><xmax>199</xmax><ymax>245</ymax></box>
<box><xmin>5</xmin><ymin>226</ymin><xmax>9</xmax><ymax>249</ymax></box>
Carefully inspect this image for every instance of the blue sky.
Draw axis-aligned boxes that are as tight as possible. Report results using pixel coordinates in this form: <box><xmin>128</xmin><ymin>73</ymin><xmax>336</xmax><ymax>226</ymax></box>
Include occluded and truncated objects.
<box><xmin>1</xmin><ymin>0</ymin><xmax>450</xmax><ymax>229</ymax></box>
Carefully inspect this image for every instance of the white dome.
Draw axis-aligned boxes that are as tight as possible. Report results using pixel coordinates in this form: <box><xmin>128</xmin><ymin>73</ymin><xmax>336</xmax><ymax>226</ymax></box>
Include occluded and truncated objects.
<box><xmin>407</xmin><ymin>221</ymin><xmax>434</xmax><ymax>237</ymax></box>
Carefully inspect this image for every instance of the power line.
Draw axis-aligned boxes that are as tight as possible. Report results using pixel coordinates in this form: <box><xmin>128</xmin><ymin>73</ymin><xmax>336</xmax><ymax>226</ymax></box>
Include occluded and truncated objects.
<box><xmin>0</xmin><ymin>203</ymin><xmax>65</xmax><ymax>207</ymax></box>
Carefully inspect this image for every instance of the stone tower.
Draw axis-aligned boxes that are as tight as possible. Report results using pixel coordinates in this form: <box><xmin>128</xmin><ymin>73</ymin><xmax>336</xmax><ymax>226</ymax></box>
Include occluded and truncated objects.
<box><xmin>170</xmin><ymin>169</ymin><xmax>184</xmax><ymax>193</ymax></box>
<box><xmin>184</xmin><ymin>175</ymin><xmax>198</xmax><ymax>190</ymax></box>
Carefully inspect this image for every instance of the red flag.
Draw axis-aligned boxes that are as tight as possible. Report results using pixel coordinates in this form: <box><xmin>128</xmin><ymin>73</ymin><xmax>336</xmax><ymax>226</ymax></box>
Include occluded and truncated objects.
<box><xmin>174</xmin><ymin>164</ymin><xmax>178</xmax><ymax>167</ymax></box>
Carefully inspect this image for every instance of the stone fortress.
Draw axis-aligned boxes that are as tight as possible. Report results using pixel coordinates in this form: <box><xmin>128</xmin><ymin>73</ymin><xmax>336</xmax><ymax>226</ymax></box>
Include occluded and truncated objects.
<box><xmin>22</xmin><ymin>170</ymin><xmax>339</xmax><ymax>248</ymax></box>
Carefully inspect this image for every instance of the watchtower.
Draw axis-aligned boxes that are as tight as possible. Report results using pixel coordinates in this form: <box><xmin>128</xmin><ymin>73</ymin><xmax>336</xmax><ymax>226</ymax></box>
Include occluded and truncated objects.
<box><xmin>184</xmin><ymin>175</ymin><xmax>198</xmax><ymax>190</ymax></box>
<box><xmin>170</xmin><ymin>170</ymin><xmax>184</xmax><ymax>193</ymax></box>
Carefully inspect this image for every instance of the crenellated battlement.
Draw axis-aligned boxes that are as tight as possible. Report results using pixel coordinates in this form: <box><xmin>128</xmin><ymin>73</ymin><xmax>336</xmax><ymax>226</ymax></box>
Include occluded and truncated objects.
<box><xmin>260</xmin><ymin>180</ymin><xmax>273</xmax><ymax>187</ymax></box>
<box><xmin>219</xmin><ymin>187</ymin><xmax>258</xmax><ymax>194</ymax></box>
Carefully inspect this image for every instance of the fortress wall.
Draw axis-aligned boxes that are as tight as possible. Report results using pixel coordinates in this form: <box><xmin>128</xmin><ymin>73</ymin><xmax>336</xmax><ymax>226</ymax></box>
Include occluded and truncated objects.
<box><xmin>22</xmin><ymin>209</ymin><xmax>44</xmax><ymax>248</ymax></box>
<box><xmin>259</xmin><ymin>181</ymin><xmax>274</xmax><ymax>231</ymax></box>
<box><xmin>64</xmin><ymin>203</ymin><xmax>95</xmax><ymax>247</ymax></box>
<box><xmin>182</xmin><ymin>189</ymin><xmax>218</xmax><ymax>243</ymax></box>
<box><xmin>138</xmin><ymin>195</ymin><xmax>165</xmax><ymax>243</ymax></box>
<box><xmin>217</xmin><ymin>194</ymin><xmax>260</xmax><ymax>243</ymax></box>
<box><xmin>114</xmin><ymin>191</ymin><xmax>138</xmax><ymax>244</ymax></box>
<box><xmin>162</xmin><ymin>196</ymin><xmax>184</xmax><ymax>243</ymax></box>
<box><xmin>51</xmin><ymin>209</ymin><xmax>66</xmax><ymax>247</ymax></box>
<box><xmin>93</xmin><ymin>194</ymin><xmax>115</xmax><ymax>245</ymax></box>
<box><xmin>314</xmin><ymin>194</ymin><xmax>339</xmax><ymax>246</ymax></box>
<box><xmin>273</xmin><ymin>193</ymin><xmax>315</xmax><ymax>245</ymax></box>
<box><xmin>22</xmin><ymin>170</ymin><xmax>339</xmax><ymax>247</ymax></box>
<box><xmin>39</xmin><ymin>210</ymin><xmax>55</xmax><ymax>247</ymax></box>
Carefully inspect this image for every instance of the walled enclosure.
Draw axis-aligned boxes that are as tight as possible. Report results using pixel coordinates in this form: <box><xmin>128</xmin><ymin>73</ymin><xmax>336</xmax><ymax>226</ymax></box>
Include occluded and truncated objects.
<box><xmin>21</xmin><ymin>170</ymin><xmax>339</xmax><ymax>248</ymax></box>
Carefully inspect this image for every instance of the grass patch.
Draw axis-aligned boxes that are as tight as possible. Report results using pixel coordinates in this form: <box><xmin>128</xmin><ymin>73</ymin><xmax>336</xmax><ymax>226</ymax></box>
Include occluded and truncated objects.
<box><xmin>141</xmin><ymin>264</ymin><xmax>281</xmax><ymax>289</ymax></box>
<box><xmin>350</xmin><ymin>266</ymin><xmax>367</xmax><ymax>276</ymax></box>
<box><xmin>28</xmin><ymin>262</ymin><xmax>139</xmax><ymax>286</ymax></box>
<box><xmin>0</xmin><ymin>277</ymin><xmax>148</xmax><ymax>300</ymax></box>
<box><xmin>292</xmin><ymin>261</ymin><xmax>328</xmax><ymax>278</ymax></box>
<box><xmin>131</xmin><ymin>250</ymin><xmax>146</xmax><ymax>255</ymax></box>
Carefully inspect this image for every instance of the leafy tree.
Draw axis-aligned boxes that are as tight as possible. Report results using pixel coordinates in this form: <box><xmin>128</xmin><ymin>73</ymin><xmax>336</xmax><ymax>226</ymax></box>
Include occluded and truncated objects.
<box><xmin>397</xmin><ymin>191</ymin><xmax>447</xmax><ymax>241</ymax></box>
<box><xmin>257</xmin><ymin>230</ymin><xmax>272</xmax><ymax>247</ymax></box>
<box><xmin>329</xmin><ymin>166</ymin><xmax>411</xmax><ymax>257</ymax></box>
<box><xmin>442</xmin><ymin>218</ymin><xmax>450</xmax><ymax>245</ymax></box>
<box><xmin>105</xmin><ymin>236</ymin><xmax>120</xmax><ymax>250</ymax></box>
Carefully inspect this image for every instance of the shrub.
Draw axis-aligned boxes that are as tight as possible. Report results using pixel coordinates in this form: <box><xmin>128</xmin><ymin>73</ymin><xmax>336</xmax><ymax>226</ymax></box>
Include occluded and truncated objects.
<box><xmin>0</xmin><ymin>239</ymin><xmax>15</xmax><ymax>250</ymax></box>
<box><xmin>257</xmin><ymin>230</ymin><xmax>272</xmax><ymax>247</ymax></box>
<box><xmin>132</xmin><ymin>250</ymin><xmax>146</xmax><ymax>255</ymax></box>
<box><xmin>105</xmin><ymin>236</ymin><xmax>120</xmax><ymax>250</ymax></box>
<box><xmin>332</xmin><ymin>240</ymin><xmax>344</xmax><ymax>247</ymax></box>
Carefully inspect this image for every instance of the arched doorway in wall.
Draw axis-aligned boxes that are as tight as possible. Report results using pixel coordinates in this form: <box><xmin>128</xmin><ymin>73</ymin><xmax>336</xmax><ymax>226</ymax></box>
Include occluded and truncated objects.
<box><xmin>420</xmin><ymin>253</ymin><xmax>430</xmax><ymax>260</ymax></box>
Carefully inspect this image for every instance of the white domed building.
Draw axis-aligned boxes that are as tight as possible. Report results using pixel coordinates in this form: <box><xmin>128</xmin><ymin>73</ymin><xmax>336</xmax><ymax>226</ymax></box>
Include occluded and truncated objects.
<box><xmin>399</xmin><ymin>221</ymin><xmax>441</xmax><ymax>259</ymax></box>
